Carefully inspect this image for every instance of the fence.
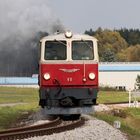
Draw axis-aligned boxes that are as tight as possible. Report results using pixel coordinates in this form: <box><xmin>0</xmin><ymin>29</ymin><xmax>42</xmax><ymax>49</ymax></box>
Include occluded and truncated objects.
<box><xmin>129</xmin><ymin>90</ymin><xmax>140</xmax><ymax>107</ymax></box>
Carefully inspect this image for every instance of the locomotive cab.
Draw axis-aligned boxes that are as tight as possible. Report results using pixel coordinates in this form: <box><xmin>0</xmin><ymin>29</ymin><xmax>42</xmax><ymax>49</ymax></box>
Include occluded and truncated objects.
<box><xmin>39</xmin><ymin>31</ymin><xmax>99</xmax><ymax>115</ymax></box>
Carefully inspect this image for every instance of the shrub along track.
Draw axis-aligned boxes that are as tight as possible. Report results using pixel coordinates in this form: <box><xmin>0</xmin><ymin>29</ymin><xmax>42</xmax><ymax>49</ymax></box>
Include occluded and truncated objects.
<box><xmin>0</xmin><ymin>117</ymin><xmax>85</xmax><ymax>140</ymax></box>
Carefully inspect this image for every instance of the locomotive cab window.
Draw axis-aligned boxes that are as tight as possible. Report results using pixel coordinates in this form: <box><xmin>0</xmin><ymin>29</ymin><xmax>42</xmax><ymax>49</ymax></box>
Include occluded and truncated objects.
<box><xmin>72</xmin><ymin>40</ymin><xmax>94</xmax><ymax>60</ymax></box>
<box><xmin>44</xmin><ymin>41</ymin><xmax>67</xmax><ymax>60</ymax></box>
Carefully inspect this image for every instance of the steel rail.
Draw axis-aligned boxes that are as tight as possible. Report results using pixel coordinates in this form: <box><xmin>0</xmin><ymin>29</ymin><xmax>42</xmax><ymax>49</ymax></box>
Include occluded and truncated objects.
<box><xmin>104</xmin><ymin>101</ymin><xmax>140</xmax><ymax>105</ymax></box>
<box><xmin>0</xmin><ymin>117</ymin><xmax>85</xmax><ymax>140</ymax></box>
<box><xmin>0</xmin><ymin>117</ymin><xmax>61</xmax><ymax>135</ymax></box>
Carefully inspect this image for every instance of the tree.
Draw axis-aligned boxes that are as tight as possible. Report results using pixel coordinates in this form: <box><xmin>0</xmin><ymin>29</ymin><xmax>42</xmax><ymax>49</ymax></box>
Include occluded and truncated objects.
<box><xmin>101</xmin><ymin>48</ymin><xmax>116</xmax><ymax>62</ymax></box>
<box><xmin>94</xmin><ymin>28</ymin><xmax>128</xmax><ymax>62</ymax></box>
<box><xmin>85</xmin><ymin>28</ymin><xmax>140</xmax><ymax>62</ymax></box>
<box><xmin>85</xmin><ymin>28</ymin><xmax>96</xmax><ymax>36</ymax></box>
<box><xmin>117</xmin><ymin>45</ymin><xmax>140</xmax><ymax>62</ymax></box>
<box><xmin>116</xmin><ymin>28</ymin><xmax>140</xmax><ymax>45</ymax></box>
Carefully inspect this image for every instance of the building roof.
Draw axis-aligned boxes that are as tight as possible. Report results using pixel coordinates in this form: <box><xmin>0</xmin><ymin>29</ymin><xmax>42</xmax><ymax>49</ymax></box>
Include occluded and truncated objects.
<box><xmin>99</xmin><ymin>63</ymin><xmax>140</xmax><ymax>71</ymax></box>
<box><xmin>0</xmin><ymin>77</ymin><xmax>38</xmax><ymax>85</ymax></box>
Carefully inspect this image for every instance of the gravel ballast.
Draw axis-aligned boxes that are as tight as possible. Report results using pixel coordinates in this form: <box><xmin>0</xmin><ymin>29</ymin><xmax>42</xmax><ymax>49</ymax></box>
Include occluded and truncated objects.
<box><xmin>25</xmin><ymin>117</ymin><xmax>127</xmax><ymax>140</ymax></box>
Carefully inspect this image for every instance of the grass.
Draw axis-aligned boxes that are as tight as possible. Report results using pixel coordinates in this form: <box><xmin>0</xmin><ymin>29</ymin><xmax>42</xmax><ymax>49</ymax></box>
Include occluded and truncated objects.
<box><xmin>98</xmin><ymin>90</ymin><xmax>140</xmax><ymax>104</ymax></box>
<box><xmin>0</xmin><ymin>86</ymin><xmax>140</xmax><ymax>139</ymax></box>
<box><xmin>0</xmin><ymin>87</ymin><xmax>39</xmax><ymax>130</ymax></box>
<box><xmin>0</xmin><ymin>103</ymin><xmax>39</xmax><ymax>130</ymax></box>
<box><xmin>0</xmin><ymin>87</ymin><xmax>38</xmax><ymax>104</ymax></box>
<box><xmin>92</xmin><ymin>108</ymin><xmax>140</xmax><ymax>140</ymax></box>
<box><xmin>94</xmin><ymin>90</ymin><xmax>140</xmax><ymax>140</ymax></box>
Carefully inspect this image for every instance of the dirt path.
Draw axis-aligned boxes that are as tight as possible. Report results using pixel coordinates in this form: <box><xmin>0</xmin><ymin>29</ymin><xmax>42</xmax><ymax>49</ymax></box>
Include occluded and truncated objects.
<box><xmin>0</xmin><ymin>103</ymin><xmax>28</xmax><ymax>107</ymax></box>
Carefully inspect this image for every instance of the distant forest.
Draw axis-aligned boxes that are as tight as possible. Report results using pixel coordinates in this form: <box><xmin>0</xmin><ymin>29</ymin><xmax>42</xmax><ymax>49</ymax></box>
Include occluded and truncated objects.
<box><xmin>85</xmin><ymin>28</ymin><xmax>140</xmax><ymax>62</ymax></box>
<box><xmin>0</xmin><ymin>28</ymin><xmax>140</xmax><ymax>76</ymax></box>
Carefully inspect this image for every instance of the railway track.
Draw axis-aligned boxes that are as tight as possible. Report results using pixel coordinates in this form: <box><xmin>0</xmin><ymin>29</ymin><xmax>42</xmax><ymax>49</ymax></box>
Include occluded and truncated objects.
<box><xmin>0</xmin><ymin>117</ymin><xmax>85</xmax><ymax>140</ymax></box>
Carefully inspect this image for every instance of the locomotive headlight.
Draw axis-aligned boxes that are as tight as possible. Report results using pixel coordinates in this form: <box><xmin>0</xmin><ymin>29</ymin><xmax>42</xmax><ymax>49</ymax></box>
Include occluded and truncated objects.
<box><xmin>65</xmin><ymin>30</ymin><xmax>73</xmax><ymax>38</ymax></box>
<box><xmin>89</xmin><ymin>73</ymin><xmax>96</xmax><ymax>80</ymax></box>
<box><xmin>44</xmin><ymin>73</ymin><xmax>50</xmax><ymax>80</ymax></box>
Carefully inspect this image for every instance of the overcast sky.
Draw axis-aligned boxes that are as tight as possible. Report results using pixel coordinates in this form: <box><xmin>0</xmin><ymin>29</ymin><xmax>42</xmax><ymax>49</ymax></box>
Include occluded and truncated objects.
<box><xmin>48</xmin><ymin>0</ymin><xmax>140</xmax><ymax>33</ymax></box>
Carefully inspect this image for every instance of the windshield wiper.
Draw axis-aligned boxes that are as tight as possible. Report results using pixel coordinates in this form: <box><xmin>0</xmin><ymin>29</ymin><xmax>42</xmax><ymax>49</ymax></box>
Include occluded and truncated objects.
<box><xmin>54</xmin><ymin>39</ymin><xmax>67</xmax><ymax>47</ymax></box>
<box><xmin>81</xmin><ymin>39</ymin><xmax>93</xmax><ymax>49</ymax></box>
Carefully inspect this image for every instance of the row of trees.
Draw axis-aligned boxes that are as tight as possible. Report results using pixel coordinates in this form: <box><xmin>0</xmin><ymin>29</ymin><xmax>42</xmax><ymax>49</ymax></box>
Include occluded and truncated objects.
<box><xmin>85</xmin><ymin>28</ymin><xmax>140</xmax><ymax>62</ymax></box>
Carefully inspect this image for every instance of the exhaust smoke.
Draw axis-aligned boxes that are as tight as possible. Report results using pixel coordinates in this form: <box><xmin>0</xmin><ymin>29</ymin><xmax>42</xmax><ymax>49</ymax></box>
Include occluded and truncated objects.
<box><xmin>0</xmin><ymin>0</ymin><xmax>65</xmax><ymax>76</ymax></box>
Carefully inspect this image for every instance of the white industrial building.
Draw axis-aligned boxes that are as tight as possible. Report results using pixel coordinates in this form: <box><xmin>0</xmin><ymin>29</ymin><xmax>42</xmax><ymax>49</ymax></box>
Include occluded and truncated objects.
<box><xmin>99</xmin><ymin>62</ymin><xmax>140</xmax><ymax>90</ymax></box>
<box><xmin>0</xmin><ymin>62</ymin><xmax>140</xmax><ymax>91</ymax></box>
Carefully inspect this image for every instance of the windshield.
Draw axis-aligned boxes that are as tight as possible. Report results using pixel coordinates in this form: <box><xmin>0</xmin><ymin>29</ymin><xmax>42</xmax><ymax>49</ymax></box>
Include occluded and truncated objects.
<box><xmin>44</xmin><ymin>41</ymin><xmax>66</xmax><ymax>60</ymax></box>
<box><xmin>72</xmin><ymin>41</ymin><xmax>94</xmax><ymax>60</ymax></box>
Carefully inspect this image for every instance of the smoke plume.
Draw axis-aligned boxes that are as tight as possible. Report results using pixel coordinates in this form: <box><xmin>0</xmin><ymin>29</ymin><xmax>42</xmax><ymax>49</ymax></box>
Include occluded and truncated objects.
<box><xmin>0</xmin><ymin>0</ymin><xmax>65</xmax><ymax>76</ymax></box>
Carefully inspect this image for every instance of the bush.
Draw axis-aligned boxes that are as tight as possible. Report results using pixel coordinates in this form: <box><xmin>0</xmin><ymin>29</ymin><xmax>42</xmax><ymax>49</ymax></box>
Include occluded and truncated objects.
<box><xmin>99</xmin><ymin>86</ymin><xmax>117</xmax><ymax>91</ymax></box>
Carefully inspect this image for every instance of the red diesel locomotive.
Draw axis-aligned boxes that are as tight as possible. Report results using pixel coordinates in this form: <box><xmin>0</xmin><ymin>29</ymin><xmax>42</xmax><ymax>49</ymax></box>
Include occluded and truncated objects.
<box><xmin>39</xmin><ymin>31</ymin><xmax>99</xmax><ymax>115</ymax></box>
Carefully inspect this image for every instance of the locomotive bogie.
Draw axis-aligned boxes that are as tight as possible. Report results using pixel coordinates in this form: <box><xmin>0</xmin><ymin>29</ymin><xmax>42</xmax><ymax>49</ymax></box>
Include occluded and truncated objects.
<box><xmin>43</xmin><ymin>107</ymin><xmax>93</xmax><ymax>115</ymax></box>
<box><xmin>39</xmin><ymin>87</ymin><xmax>98</xmax><ymax>107</ymax></box>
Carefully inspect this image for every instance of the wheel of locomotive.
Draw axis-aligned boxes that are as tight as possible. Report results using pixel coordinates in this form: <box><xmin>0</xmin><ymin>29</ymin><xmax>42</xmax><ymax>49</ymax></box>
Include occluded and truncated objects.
<box><xmin>60</xmin><ymin>114</ymin><xmax>81</xmax><ymax>120</ymax></box>
<box><xmin>71</xmin><ymin>114</ymin><xmax>81</xmax><ymax>120</ymax></box>
<box><xmin>46</xmin><ymin>115</ymin><xmax>58</xmax><ymax>120</ymax></box>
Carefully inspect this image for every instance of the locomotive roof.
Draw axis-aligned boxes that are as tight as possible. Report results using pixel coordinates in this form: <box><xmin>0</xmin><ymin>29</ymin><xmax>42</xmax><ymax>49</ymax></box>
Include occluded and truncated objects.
<box><xmin>40</xmin><ymin>33</ymin><xmax>97</xmax><ymax>42</ymax></box>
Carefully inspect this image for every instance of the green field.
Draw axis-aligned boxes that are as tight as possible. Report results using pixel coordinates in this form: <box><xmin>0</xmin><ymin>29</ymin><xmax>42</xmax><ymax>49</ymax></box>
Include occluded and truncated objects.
<box><xmin>0</xmin><ymin>87</ymin><xmax>39</xmax><ymax>130</ymax></box>
<box><xmin>0</xmin><ymin>87</ymin><xmax>38</xmax><ymax>104</ymax></box>
<box><xmin>0</xmin><ymin>87</ymin><xmax>140</xmax><ymax>140</ymax></box>
<box><xmin>0</xmin><ymin>87</ymin><xmax>133</xmax><ymax>105</ymax></box>
<box><xmin>0</xmin><ymin>103</ymin><xmax>38</xmax><ymax>130</ymax></box>
<box><xmin>93</xmin><ymin>108</ymin><xmax>140</xmax><ymax>140</ymax></box>
<box><xmin>98</xmin><ymin>91</ymin><xmax>140</xmax><ymax>104</ymax></box>
<box><xmin>95</xmin><ymin>91</ymin><xmax>140</xmax><ymax>140</ymax></box>
<box><xmin>98</xmin><ymin>91</ymin><xmax>129</xmax><ymax>103</ymax></box>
